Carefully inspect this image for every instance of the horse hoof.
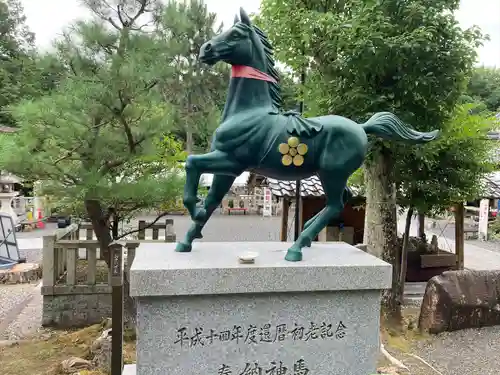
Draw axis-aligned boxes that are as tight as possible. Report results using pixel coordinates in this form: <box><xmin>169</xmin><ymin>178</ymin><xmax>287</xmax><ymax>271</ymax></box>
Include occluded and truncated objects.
<box><xmin>285</xmin><ymin>250</ymin><xmax>303</xmax><ymax>262</ymax></box>
<box><xmin>175</xmin><ymin>242</ymin><xmax>192</xmax><ymax>253</ymax></box>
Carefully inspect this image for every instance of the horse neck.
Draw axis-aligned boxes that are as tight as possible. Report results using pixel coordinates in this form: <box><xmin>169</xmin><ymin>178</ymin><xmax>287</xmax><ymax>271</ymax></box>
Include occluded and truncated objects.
<box><xmin>221</xmin><ymin>77</ymin><xmax>272</xmax><ymax>121</ymax></box>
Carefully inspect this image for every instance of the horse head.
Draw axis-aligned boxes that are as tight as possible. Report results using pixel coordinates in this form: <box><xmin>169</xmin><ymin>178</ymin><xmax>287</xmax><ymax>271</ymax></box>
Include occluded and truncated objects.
<box><xmin>199</xmin><ymin>8</ymin><xmax>266</xmax><ymax>72</ymax></box>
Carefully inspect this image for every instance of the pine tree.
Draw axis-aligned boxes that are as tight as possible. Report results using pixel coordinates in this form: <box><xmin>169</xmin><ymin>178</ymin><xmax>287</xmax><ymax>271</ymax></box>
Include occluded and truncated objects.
<box><xmin>0</xmin><ymin>0</ymin><xmax>35</xmax><ymax>126</ymax></box>
<box><xmin>155</xmin><ymin>0</ymin><xmax>228</xmax><ymax>153</ymax></box>
<box><xmin>0</xmin><ymin>0</ymin><xmax>185</xmax><ymax>257</ymax></box>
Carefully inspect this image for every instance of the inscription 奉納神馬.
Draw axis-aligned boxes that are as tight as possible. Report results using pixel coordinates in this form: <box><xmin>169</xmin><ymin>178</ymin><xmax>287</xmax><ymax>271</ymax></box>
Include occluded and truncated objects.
<box><xmin>218</xmin><ymin>358</ymin><xmax>310</xmax><ymax>375</ymax></box>
<box><xmin>173</xmin><ymin>321</ymin><xmax>347</xmax><ymax>348</ymax></box>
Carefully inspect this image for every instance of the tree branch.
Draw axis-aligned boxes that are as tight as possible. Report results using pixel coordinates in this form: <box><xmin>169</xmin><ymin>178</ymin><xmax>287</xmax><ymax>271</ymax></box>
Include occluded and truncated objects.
<box><xmin>115</xmin><ymin>211</ymin><xmax>169</xmax><ymax>240</ymax></box>
<box><xmin>108</xmin><ymin>17</ymin><xmax>122</xmax><ymax>30</ymax></box>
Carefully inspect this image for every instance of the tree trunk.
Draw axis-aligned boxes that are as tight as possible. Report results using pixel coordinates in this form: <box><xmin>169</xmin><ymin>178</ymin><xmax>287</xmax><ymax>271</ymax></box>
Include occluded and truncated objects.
<box><xmin>417</xmin><ymin>213</ymin><xmax>426</xmax><ymax>241</ymax></box>
<box><xmin>111</xmin><ymin>216</ymin><xmax>136</xmax><ymax>327</ymax></box>
<box><xmin>363</xmin><ymin>148</ymin><xmax>401</xmax><ymax>320</ymax></box>
<box><xmin>186</xmin><ymin>127</ymin><xmax>194</xmax><ymax>154</ymax></box>
<box><xmin>84</xmin><ymin>199</ymin><xmax>112</xmax><ymax>264</ymax></box>
<box><xmin>398</xmin><ymin>207</ymin><xmax>413</xmax><ymax>304</ymax></box>
<box><xmin>85</xmin><ymin>202</ymin><xmax>136</xmax><ymax>327</ymax></box>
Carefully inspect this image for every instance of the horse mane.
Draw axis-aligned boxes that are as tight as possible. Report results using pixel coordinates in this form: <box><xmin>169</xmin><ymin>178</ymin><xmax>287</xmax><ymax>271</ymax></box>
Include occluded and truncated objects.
<box><xmin>247</xmin><ymin>24</ymin><xmax>282</xmax><ymax>109</ymax></box>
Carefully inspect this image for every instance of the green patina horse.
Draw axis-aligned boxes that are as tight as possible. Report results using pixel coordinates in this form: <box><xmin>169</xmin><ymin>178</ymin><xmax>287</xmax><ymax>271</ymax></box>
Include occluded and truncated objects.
<box><xmin>175</xmin><ymin>8</ymin><xmax>439</xmax><ymax>261</ymax></box>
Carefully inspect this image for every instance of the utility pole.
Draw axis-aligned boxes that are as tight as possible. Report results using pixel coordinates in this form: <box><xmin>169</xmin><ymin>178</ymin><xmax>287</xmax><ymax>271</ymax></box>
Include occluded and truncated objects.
<box><xmin>294</xmin><ymin>68</ymin><xmax>306</xmax><ymax>240</ymax></box>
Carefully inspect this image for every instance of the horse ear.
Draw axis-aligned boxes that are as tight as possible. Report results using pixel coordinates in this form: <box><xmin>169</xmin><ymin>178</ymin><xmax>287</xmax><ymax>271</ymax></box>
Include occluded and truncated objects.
<box><xmin>239</xmin><ymin>7</ymin><xmax>251</xmax><ymax>26</ymax></box>
<box><xmin>233</xmin><ymin>14</ymin><xmax>239</xmax><ymax>24</ymax></box>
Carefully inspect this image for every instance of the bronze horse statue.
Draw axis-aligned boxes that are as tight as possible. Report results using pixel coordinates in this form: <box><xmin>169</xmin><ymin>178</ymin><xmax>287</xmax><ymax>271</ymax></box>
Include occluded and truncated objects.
<box><xmin>175</xmin><ymin>8</ymin><xmax>439</xmax><ymax>261</ymax></box>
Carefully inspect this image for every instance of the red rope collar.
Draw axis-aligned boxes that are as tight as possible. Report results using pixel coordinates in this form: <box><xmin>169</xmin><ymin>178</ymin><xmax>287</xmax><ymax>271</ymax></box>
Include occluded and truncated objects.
<box><xmin>231</xmin><ymin>65</ymin><xmax>277</xmax><ymax>83</ymax></box>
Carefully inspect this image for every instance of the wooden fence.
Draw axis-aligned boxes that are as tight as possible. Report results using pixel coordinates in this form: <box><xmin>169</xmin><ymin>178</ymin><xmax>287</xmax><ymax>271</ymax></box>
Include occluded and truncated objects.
<box><xmin>41</xmin><ymin>219</ymin><xmax>175</xmax><ymax>328</ymax></box>
<box><xmin>79</xmin><ymin>218</ymin><xmax>176</xmax><ymax>241</ymax></box>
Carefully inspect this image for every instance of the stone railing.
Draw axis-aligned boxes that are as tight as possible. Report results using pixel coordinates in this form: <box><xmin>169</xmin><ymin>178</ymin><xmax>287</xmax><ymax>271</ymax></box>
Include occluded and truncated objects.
<box><xmin>41</xmin><ymin>220</ymin><xmax>176</xmax><ymax>328</ymax></box>
<box><xmin>137</xmin><ymin>218</ymin><xmax>176</xmax><ymax>241</ymax></box>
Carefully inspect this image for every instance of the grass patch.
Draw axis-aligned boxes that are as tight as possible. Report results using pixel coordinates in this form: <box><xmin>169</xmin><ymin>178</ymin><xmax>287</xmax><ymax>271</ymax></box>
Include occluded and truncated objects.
<box><xmin>380</xmin><ymin>307</ymin><xmax>429</xmax><ymax>354</ymax></box>
<box><xmin>0</xmin><ymin>323</ymin><xmax>136</xmax><ymax>375</ymax></box>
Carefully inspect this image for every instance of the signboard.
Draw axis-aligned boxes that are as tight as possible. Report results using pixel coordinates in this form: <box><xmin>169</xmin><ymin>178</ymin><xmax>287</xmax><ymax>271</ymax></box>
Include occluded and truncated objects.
<box><xmin>0</xmin><ymin>213</ymin><xmax>20</xmax><ymax>264</ymax></box>
<box><xmin>478</xmin><ymin>199</ymin><xmax>489</xmax><ymax>241</ymax></box>
<box><xmin>262</xmin><ymin>187</ymin><xmax>272</xmax><ymax>217</ymax></box>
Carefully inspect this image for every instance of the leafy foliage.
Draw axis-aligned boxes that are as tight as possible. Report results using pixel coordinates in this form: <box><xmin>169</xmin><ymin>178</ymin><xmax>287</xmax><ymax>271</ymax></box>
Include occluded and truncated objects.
<box><xmin>397</xmin><ymin>104</ymin><xmax>496</xmax><ymax>215</ymax></box>
<box><xmin>0</xmin><ymin>0</ymin><xmax>35</xmax><ymax>126</ymax></box>
<box><xmin>466</xmin><ymin>67</ymin><xmax>500</xmax><ymax>113</ymax></box>
<box><xmin>0</xmin><ymin>0</ymin><xmax>184</xmax><ymax>228</ymax></box>
<box><xmin>258</xmin><ymin>0</ymin><xmax>486</xmax><ymax>316</ymax></box>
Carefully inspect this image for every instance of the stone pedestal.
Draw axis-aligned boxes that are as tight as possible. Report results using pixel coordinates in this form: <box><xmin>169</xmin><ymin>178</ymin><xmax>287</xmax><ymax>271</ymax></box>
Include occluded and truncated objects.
<box><xmin>127</xmin><ymin>242</ymin><xmax>391</xmax><ymax>375</ymax></box>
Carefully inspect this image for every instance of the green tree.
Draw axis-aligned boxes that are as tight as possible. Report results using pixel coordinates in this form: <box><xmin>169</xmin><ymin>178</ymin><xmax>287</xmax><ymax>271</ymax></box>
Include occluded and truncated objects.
<box><xmin>259</xmin><ymin>0</ymin><xmax>483</xmax><ymax>317</ymax></box>
<box><xmin>396</xmin><ymin>104</ymin><xmax>495</xmax><ymax>299</ymax></box>
<box><xmin>154</xmin><ymin>0</ymin><xmax>228</xmax><ymax>153</ymax></box>
<box><xmin>0</xmin><ymin>0</ymin><xmax>184</xmax><ymax>257</ymax></box>
<box><xmin>0</xmin><ymin>0</ymin><xmax>36</xmax><ymax>126</ymax></box>
<box><xmin>465</xmin><ymin>67</ymin><xmax>500</xmax><ymax>113</ymax></box>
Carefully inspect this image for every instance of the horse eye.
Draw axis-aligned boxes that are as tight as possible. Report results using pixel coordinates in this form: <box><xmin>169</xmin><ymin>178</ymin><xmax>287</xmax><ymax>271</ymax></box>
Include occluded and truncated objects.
<box><xmin>231</xmin><ymin>31</ymin><xmax>241</xmax><ymax>39</ymax></box>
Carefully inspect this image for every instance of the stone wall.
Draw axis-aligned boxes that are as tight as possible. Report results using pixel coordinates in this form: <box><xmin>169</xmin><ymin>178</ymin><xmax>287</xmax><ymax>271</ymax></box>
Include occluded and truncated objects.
<box><xmin>42</xmin><ymin>286</ymin><xmax>112</xmax><ymax>328</ymax></box>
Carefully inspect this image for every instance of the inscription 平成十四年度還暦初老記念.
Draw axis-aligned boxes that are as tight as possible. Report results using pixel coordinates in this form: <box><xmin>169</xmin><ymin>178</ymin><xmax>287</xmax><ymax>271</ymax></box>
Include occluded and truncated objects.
<box><xmin>218</xmin><ymin>358</ymin><xmax>310</xmax><ymax>375</ymax></box>
<box><xmin>173</xmin><ymin>321</ymin><xmax>347</xmax><ymax>348</ymax></box>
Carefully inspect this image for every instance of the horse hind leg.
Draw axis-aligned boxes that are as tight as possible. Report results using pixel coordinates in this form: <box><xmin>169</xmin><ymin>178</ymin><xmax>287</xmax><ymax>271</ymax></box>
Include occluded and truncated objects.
<box><xmin>176</xmin><ymin>174</ymin><xmax>236</xmax><ymax>252</ymax></box>
<box><xmin>285</xmin><ymin>172</ymin><xmax>348</xmax><ymax>261</ymax></box>
<box><xmin>302</xmin><ymin>187</ymin><xmax>352</xmax><ymax>232</ymax></box>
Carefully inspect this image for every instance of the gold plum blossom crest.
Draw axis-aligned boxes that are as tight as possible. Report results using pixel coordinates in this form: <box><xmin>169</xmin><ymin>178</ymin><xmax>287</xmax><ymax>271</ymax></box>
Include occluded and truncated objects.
<box><xmin>279</xmin><ymin>137</ymin><xmax>308</xmax><ymax>166</ymax></box>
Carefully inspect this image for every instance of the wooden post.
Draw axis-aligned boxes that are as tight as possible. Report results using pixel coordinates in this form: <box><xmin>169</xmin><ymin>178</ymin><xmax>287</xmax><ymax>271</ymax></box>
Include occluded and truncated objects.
<box><xmin>66</xmin><ymin>248</ymin><xmax>77</xmax><ymax>285</ymax></box>
<box><xmin>165</xmin><ymin>219</ymin><xmax>176</xmax><ymax>242</ymax></box>
<box><xmin>110</xmin><ymin>243</ymin><xmax>124</xmax><ymax>375</ymax></box>
<box><xmin>454</xmin><ymin>202</ymin><xmax>465</xmax><ymax>270</ymax></box>
<box><xmin>42</xmin><ymin>235</ymin><xmax>56</xmax><ymax>287</ymax></box>
<box><xmin>280</xmin><ymin>198</ymin><xmax>290</xmax><ymax>242</ymax></box>
<box><xmin>152</xmin><ymin>224</ymin><xmax>159</xmax><ymax>240</ymax></box>
<box><xmin>87</xmin><ymin>248</ymin><xmax>97</xmax><ymax>285</ymax></box>
<box><xmin>138</xmin><ymin>220</ymin><xmax>146</xmax><ymax>240</ymax></box>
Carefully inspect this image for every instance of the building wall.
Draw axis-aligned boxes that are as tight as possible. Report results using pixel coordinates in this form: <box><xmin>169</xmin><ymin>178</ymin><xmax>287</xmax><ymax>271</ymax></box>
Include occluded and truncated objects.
<box><xmin>301</xmin><ymin>197</ymin><xmax>365</xmax><ymax>244</ymax></box>
<box><xmin>42</xmin><ymin>292</ymin><xmax>112</xmax><ymax>328</ymax></box>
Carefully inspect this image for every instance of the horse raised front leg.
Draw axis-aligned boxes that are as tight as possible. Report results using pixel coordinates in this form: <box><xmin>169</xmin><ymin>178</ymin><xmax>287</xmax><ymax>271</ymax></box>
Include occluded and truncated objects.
<box><xmin>182</xmin><ymin>150</ymin><xmax>244</xmax><ymax>222</ymax></box>
<box><xmin>176</xmin><ymin>174</ymin><xmax>236</xmax><ymax>253</ymax></box>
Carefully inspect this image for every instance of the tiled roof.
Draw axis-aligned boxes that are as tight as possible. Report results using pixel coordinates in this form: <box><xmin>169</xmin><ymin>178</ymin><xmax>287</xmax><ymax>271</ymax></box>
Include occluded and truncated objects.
<box><xmin>265</xmin><ymin>175</ymin><xmax>362</xmax><ymax>198</ymax></box>
<box><xmin>482</xmin><ymin>175</ymin><xmax>500</xmax><ymax>199</ymax></box>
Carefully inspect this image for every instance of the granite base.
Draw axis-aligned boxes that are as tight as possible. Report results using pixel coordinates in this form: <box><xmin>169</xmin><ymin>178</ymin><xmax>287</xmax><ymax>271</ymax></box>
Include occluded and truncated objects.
<box><xmin>130</xmin><ymin>242</ymin><xmax>392</xmax><ymax>375</ymax></box>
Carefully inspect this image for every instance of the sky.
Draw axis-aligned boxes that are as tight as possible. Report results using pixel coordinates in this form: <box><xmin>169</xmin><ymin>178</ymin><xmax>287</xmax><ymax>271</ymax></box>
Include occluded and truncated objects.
<box><xmin>19</xmin><ymin>0</ymin><xmax>499</xmax><ymax>67</ymax></box>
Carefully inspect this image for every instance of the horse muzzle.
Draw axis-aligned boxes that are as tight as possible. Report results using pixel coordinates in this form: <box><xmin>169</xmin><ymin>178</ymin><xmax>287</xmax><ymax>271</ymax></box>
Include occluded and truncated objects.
<box><xmin>199</xmin><ymin>42</ymin><xmax>219</xmax><ymax>65</ymax></box>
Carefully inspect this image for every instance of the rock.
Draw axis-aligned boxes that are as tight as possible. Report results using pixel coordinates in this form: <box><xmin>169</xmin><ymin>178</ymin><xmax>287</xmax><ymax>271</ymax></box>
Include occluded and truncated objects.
<box><xmin>429</xmin><ymin>235</ymin><xmax>439</xmax><ymax>253</ymax></box>
<box><xmin>377</xmin><ymin>367</ymin><xmax>400</xmax><ymax>374</ymax></box>
<box><xmin>61</xmin><ymin>357</ymin><xmax>92</xmax><ymax>373</ymax></box>
<box><xmin>101</xmin><ymin>317</ymin><xmax>112</xmax><ymax>330</ymax></box>
<box><xmin>91</xmin><ymin>328</ymin><xmax>112</xmax><ymax>371</ymax></box>
<box><xmin>419</xmin><ymin>270</ymin><xmax>500</xmax><ymax>334</ymax></box>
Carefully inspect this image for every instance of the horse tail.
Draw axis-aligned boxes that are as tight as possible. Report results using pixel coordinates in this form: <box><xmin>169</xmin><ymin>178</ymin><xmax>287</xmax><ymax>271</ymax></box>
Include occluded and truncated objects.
<box><xmin>361</xmin><ymin>112</ymin><xmax>439</xmax><ymax>143</ymax></box>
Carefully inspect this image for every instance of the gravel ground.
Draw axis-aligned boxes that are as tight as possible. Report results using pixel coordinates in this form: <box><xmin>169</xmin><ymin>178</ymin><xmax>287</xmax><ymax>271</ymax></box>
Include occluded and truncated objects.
<box><xmin>467</xmin><ymin>238</ymin><xmax>500</xmax><ymax>253</ymax></box>
<box><xmin>0</xmin><ymin>283</ymin><xmax>37</xmax><ymax>324</ymax></box>
<box><xmin>399</xmin><ymin>326</ymin><xmax>500</xmax><ymax>375</ymax></box>
<box><xmin>0</xmin><ymin>284</ymin><xmax>42</xmax><ymax>340</ymax></box>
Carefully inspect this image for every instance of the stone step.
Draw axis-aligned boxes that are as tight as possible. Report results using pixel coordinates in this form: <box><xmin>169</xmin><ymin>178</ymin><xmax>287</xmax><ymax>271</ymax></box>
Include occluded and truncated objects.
<box><xmin>404</xmin><ymin>282</ymin><xmax>427</xmax><ymax>296</ymax></box>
